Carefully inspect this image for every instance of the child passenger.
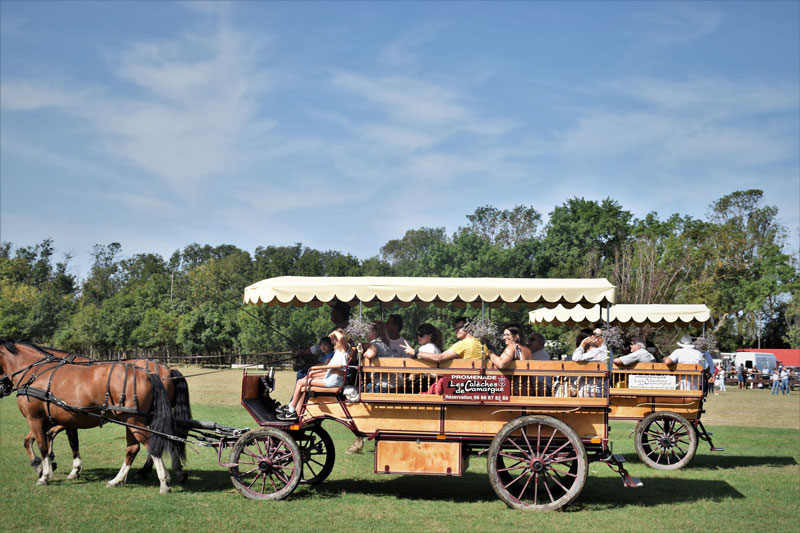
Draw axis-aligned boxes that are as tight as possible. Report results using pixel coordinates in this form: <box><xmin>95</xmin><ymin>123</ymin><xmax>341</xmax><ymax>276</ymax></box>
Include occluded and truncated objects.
<box><xmin>296</xmin><ymin>336</ymin><xmax>334</xmax><ymax>380</ymax></box>
<box><xmin>277</xmin><ymin>329</ymin><xmax>351</xmax><ymax>421</ymax></box>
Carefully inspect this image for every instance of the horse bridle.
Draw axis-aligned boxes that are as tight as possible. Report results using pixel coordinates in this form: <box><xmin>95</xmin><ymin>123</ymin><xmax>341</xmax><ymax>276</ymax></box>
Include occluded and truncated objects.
<box><xmin>0</xmin><ymin>375</ymin><xmax>12</xmax><ymax>398</ymax></box>
<box><xmin>0</xmin><ymin>356</ymin><xmax>58</xmax><ymax>398</ymax></box>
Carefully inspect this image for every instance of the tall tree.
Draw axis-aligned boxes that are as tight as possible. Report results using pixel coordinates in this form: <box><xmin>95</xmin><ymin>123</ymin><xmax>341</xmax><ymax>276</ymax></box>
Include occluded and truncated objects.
<box><xmin>538</xmin><ymin>198</ymin><xmax>633</xmax><ymax>278</ymax></box>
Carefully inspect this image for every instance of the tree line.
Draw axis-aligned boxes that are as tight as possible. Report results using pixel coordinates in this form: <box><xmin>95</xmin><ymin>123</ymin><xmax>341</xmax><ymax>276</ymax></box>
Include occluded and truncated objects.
<box><xmin>1</xmin><ymin>189</ymin><xmax>797</xmax><ymax>359</ymax></box>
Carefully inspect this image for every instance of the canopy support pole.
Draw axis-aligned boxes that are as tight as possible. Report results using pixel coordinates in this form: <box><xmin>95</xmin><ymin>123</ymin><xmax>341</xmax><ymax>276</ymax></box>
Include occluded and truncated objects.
<box><xmin>359</xmin><ymin>302</ymin><xmax>363</xmax><ymax>319</ymax></box>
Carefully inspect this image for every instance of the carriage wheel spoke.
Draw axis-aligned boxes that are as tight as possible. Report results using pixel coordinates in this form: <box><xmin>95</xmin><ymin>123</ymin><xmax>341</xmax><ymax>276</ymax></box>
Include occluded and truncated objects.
<box><xmin>247</xmin><ymin>472</ymin><xmax>263</xmax><ymax>490</ymax></box>
<box><xmin>543</xmin><ymin>471</ymin><xmax>559</xmax><ymax>501</ymax></box>
<box><xmin>520</xmin><ymin>428</ymin><xmax>534</xmax><ymax>458</ymax></box>
<box><xmin>549</xmin><ymin>455</ymin><xmax>578</xmax><ymax>465</ymax></box>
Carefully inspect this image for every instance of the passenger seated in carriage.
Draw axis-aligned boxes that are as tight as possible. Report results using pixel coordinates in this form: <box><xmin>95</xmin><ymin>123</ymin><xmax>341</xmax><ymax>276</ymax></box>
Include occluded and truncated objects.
<box><xmin>488</xmin><ymin>324</ymin><xmax>532</xmax><ymax>369</ymax></box>
<box><xmin>277</xmin><ymin>329</ymin><xmax>351</xmax><ymax>421</ymax></box>
<box><xmin>404</xmin><ymin>317</ymin><xmax>485</xmax><ymax>394</ymax></box>
<box><xmin>399</xmin><ymin>323</ymin><xmax>443</xmax><ymax>393</ymax></box>
<box><xmin>296</xmin><ymin>336</ymin><xmax>334</xmax><ymax>380</ymax></box>
<box><xmin>613</xmin><ymin>337</ymin><xmax>655</xmax><ymax>366</ymax></box>
<box><xmin>553</xmin><ymin>331</ymin><xmax>609</xmax><ymax>398</ymax></box>
<box><xmin>363</xmin><ymin>321</ymin><xmax>398</xmax><ymax>392</ymax></box>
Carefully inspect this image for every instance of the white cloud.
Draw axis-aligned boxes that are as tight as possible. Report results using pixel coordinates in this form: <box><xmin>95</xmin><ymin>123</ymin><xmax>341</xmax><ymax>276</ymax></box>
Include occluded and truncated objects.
<box><xmin>552</xmin><ymin>77</ymin><xmax>798</xmax><ymax>168</ymax></box>
<box><xmin>379</xmin><ymin>23</ymin><xmax>444</xmax><ymax>69</ymax></box>
<box><xmin>620</xmin><ymin>77</ymin><xmax>800</xmax><ymax>116</ymax></box>
<box><xmin>0</xmin><ymin>81</ymin><xmax>83</xmax><ymax>110</ymax></box>
<box><xmin>635</xmin><ymin>3</ymin><xmax>723</xmax><ymax>46</ymax></box>
<box><xmin>331</xmin><ymin>73</ymin><xmax>466</xmax><ymax>125</ymax></box>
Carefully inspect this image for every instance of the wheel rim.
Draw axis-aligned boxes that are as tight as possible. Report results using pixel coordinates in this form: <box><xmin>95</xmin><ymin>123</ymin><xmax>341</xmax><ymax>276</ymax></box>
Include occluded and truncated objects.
<box><xmin>230</xmin><ymin>429</ymin><xmax>301</xmax><ymax>500</ymax></box>
<box><xmin>489</xmin><ymin>416</ymin><xmax>587</xmax><ymax>510</ymax></box>
<box><xmin>635</xmin><ymin>413</ymin><xmax>698</xmax><ymax>470</ymax></box>
<box><xmin>295</xmin><ymin>426</ymin><xmax>335</xmax><ymax>485</ymax></box>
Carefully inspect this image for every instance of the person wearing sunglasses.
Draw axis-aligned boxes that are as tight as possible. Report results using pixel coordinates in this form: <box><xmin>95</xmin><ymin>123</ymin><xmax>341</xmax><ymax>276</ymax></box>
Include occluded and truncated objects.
<box><xmin>613</xmin><ymin>337</ymin><xmax>655</xmax><ymax>366</ymax></box>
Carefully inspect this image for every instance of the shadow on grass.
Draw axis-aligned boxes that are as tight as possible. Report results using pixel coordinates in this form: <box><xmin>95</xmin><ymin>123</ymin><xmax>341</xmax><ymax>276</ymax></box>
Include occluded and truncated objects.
<box><xmin>295</xmin><ymin>473</ymin><xmax>498</xmax><ymax>503</ymax></box>
<box><xmin>575</xmin><ymin>476</ymin><xmax>745</xmax><ymax>510</ymax></box>
<box><xmin>624</xmin><ymin>450</ymin><xmax>799</xmax><ymax>470</ymax></box>
<box><xmin>687</xmin><ymin>454</ymin><xmax>798</xmax><ymax>469</ymax></box>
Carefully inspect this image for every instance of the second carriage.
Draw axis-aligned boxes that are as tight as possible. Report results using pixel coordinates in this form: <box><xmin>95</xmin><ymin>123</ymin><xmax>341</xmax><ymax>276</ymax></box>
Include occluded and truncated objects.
<box><xmin>529</xmin><ymin>303</ymin><xmax>724</xmax><ymax>470</ymax></box>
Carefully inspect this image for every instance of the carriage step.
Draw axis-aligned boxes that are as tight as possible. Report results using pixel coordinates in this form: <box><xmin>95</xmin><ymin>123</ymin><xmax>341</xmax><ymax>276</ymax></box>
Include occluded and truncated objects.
<box><xmin>711</xmin><ymin>447</ymin><xmax>725</xmax><ymax>452</ymax></box>
<box><xmin>622</xmin><ymin>474</ymin><xmax>643</xmax><ymax>488</ymax></box>
<box><xmin>602</xmin><ymin>453</ymin><xmax>626</xmax><ymax>464</ymax></box>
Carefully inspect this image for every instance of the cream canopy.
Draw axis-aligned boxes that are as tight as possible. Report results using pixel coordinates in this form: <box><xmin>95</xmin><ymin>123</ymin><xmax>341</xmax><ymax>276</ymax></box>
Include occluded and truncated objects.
<box><xmin>243</xmin><ymin>276</ymin><xmax>616</xmax><ymax>308</ymax></box>
<box><xmin>528</xmin><ymin>304</ymin><xmax>710</xmax><ymax>327</ymax></box>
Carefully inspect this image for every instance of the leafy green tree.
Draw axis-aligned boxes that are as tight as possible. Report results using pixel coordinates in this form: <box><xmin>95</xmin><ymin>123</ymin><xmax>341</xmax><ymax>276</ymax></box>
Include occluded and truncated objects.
<box><xmin>0</xmin><ymin>280</ymin><xmax>37</xmax><ymax>338</ymax></box>
<box><xmin>82</xmin><ymin>243</ymin><xmax>123</xmax><ymax>305</ymax></box>
<box><xmin>459</xmin><ymin>205</ymin><xmax>542</xmax><ymax>248</ymax></box>
<box><xmin>700</xmin><ymin>190</ymin><xmax>797</xmax><ymax>346</ymax></box>
<box><xmin>537</xmin><ymin>198</ymin><xmax>633</xmax><ymax>278</ymax></box>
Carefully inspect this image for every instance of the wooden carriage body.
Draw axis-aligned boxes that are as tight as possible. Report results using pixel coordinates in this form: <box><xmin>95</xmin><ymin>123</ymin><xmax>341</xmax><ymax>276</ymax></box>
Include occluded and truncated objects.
<box><xmin>609</xmin><ymin>362</ymin><xmax>704</xmax><ymax>422</ymax></box>
<box><xmin>230</xmin><ymin>276</ymin><xmax>643</xmax><ymax>508</ymax></box>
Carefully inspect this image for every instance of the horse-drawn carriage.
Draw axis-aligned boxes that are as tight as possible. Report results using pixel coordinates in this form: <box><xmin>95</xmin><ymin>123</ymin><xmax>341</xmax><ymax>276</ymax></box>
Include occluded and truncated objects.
<box><xmin>6</xmin><ymin>277</ymin><xmax>698</xmax><ymax>510</ymax></box>
<box><xmin>218</xmin><ymin>276</ymin><xmax>643</xmax><ymax>510</ymax></box>
<box><xmin>529</xmin><ymin>303</ymin><xmax>724</xmax><ymax>470</ymax></box>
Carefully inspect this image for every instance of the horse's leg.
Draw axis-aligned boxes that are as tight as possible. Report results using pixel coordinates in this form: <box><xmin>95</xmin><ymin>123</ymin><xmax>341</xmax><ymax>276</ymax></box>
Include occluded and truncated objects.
<box><xmin>132</xmin><ymin>424</ymin><xmax>171</xmax><ymax>494</ymax></box>
<box><xmin>28</xmin><ymin>421</ymin><xmax>53</xmax><ymax>486</ymax></box>
<box><xmin>45</xmin><ymin>426</ymin><xmax>66</xmax><ymax>473</ymax></box>
<box><xmin>106</xmin><ymin>427</ymin><xmax>139</xmax><ymax>489</ymax></box>
<box><xmin>65</xmin><ymin>428</ymin><xmax>82</xmax><ymax>480</ymax></box>
<box><xmin>134</xmin><ymin>453</ymin><xmax>154</xmax><ymax>479</ymax></box>
<box><xmin>152</xmin><ymin>454</ymin><xmax>171</xmax><ymax>494</ymax></box>
<box><xmin>23</xmin><ymin>431</ymin><xmax>42</xmax><ymax>475</ymax></box>
<box><xmin>170</xmin><ymin>445</ymin><xmax>187</xmax><ymax>484</ymax></box>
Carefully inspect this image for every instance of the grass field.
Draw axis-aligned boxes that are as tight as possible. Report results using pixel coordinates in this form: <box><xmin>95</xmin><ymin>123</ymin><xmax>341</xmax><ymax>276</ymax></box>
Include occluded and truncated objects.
<box><xmin>1</xmin><ymin>368</ymin><xmax>798</xmax><ymax>532</ymax></box>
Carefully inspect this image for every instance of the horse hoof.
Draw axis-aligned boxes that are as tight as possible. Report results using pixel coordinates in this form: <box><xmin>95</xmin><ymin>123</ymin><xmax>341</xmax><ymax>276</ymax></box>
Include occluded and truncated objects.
<box><xmin>36</xmin><ymin>479</ymin><xmax>48</xmax><ymax>486</ymax></box>
<box><xmin>105</xmin><ymin>482</ymin><xmax>116</xmax><ymax>488</ymax></box>
<box><xmin>67</xmin><ymin>472</ymin><xmax>80</xmax><ymax>480</ymax></box>
<box><xmin>160</xmin><ymin>486</ymin><xmax>171</xmax><ymax>494</ymax></box>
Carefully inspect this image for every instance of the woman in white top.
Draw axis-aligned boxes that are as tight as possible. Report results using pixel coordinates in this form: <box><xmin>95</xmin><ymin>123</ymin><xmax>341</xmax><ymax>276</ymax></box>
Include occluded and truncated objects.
<box><xmin>278</xmin><ymin>329</ymin><xmax>350</xmax><ymax>420</ymax></box>
<box><xmin>402</xmin><ymin>323</ymin><xmax>443</xmax><ymax>393</ymax></box>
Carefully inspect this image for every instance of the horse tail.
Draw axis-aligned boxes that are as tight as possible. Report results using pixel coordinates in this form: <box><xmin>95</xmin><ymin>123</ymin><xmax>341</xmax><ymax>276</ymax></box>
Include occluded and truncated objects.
<box><xmin>147</xmin><ymin>373</ymin><xmax>177</xmax><ymax>460</ymax></box>
<box><xmin>170</xmin><ymin>369</ymin><xmax>192</xmax><ymax>460</ymax></box>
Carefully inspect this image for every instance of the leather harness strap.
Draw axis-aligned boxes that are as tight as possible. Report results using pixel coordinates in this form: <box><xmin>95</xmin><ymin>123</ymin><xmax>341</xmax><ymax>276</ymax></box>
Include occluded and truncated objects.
<box><xmin>15</xmin><ymin>359</ymin><xmax>145</xmax><ymax>421</ymax></box>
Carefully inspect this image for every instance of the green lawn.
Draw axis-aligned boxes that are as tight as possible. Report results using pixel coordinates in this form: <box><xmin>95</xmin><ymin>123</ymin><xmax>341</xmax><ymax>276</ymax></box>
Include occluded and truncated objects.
<box><xmin>1</xmin><ymin>371</ymin><xmax>797</xmax><ymax>532</ymax></box>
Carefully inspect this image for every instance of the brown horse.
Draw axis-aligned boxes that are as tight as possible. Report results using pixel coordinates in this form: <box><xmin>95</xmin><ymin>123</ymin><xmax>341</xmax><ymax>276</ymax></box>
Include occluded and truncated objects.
<box><xmin>0</xmin><ymin>340</ymin><xmax>178</xmax><ymax>493</ymax></box>
<box><xmin>19</xmin><ymin>347</ymin><xmax>192</xmax><ymax>483</ymax></box>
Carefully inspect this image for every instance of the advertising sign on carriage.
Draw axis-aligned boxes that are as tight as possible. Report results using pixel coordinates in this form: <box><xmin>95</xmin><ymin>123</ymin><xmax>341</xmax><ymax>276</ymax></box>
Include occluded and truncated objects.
<box><xmin>442</xmin><ymin>374</ymin><xmax>511</xmax><ymax>402</ymax></box>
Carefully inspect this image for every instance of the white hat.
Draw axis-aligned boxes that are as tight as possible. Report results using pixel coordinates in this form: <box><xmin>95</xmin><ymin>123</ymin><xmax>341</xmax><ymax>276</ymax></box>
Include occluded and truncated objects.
<box><xmin>677</xmin><ymin>334</ymin><xmax>695</xmax><ymax>349</ymax></box>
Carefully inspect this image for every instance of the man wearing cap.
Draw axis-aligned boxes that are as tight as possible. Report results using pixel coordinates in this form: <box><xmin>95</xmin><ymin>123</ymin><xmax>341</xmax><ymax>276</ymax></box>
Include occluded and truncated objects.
<box><xmin>613</xmin><ymin>337</ymin><xmax>655</xmax><ymax>366</ymax></box>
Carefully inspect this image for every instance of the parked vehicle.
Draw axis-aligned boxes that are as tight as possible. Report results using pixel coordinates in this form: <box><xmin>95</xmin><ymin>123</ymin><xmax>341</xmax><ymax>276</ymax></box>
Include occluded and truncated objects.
<box><xmin>732</xmin><ymin>351</ymin><xmax>777</xmax><ymax>374</ymax></box>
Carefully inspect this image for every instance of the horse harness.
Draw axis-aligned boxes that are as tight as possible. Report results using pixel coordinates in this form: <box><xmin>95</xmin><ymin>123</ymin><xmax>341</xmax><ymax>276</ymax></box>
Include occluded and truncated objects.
<box><xmin>11</xmin><ymin>356</ymin><xmax>147</xmax><ymax>425</ymax></box>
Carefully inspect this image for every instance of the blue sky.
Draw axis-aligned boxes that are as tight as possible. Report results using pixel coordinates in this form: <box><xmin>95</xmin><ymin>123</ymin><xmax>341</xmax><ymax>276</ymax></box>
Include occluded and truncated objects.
<box><xmin>1</xmin><ymin>1</ymin><xmax>798</xmax><ymax>279</ymax></box>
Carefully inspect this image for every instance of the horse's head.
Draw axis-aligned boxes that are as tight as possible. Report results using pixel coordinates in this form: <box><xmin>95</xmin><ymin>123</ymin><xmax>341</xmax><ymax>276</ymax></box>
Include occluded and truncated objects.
<box><xmin>0</xmin><ymin>375</ymin><xmax>12</xmax><ymax>398</ymax></box>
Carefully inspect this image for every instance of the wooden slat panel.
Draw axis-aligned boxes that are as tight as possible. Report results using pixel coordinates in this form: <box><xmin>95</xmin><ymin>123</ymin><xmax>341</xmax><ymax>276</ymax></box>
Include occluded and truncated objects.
<box><xmin>376</xmin><ymin>440</ymin><xmax>461</xmax><ymax>475</ymax></box>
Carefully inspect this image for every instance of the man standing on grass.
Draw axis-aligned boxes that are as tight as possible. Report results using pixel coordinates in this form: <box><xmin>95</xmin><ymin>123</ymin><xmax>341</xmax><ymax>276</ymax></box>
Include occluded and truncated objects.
<box><xmin>780</xmin><ymin>366</ymin><xmax>790</xmax><ymax>395</ymax></box>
